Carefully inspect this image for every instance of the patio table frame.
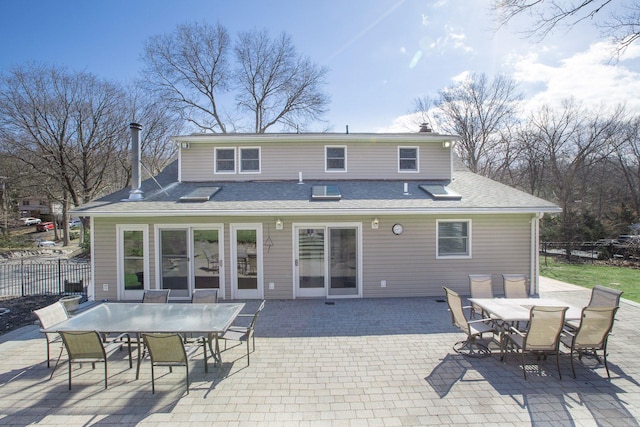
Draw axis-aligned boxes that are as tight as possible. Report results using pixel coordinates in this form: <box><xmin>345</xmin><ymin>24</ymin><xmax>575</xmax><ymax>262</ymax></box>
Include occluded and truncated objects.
<box><xmin>42</xmin><ymin>302</ymin><xmax>245</xmax><ymax>378</ymax></box>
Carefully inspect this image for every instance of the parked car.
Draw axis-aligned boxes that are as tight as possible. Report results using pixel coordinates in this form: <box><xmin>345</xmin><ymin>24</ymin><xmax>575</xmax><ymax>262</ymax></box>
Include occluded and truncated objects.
<box><xmin>36</xmin><ymin>240</ymin><xmax>57</xmax><ymax>247</ymax></box>
<box><xmin>69</xmin><ymin>218</ymin><xmax>82</xmax><ymax>228</ymax></box>
<box><xmin>20</xmin><ymin>217</ymin><xmax>41</xmax><ymax>226</ymax></box>
<box><xmin>36</xmin><ymin>222</ymin><xmax>55</xmax><ymax>232</ymax></box>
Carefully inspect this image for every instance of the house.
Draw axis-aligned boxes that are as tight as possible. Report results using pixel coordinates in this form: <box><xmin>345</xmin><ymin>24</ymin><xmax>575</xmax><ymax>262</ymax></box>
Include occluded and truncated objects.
<box><xmin>73</xmin><ymin>124</ymin><xmax>560</xmax><ymax>302</ymax></box>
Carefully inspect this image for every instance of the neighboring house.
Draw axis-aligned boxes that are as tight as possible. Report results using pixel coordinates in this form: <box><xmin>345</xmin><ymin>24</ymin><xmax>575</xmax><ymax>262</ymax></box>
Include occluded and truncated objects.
<box><xmin>73</xmin><ymin>126</ymin><xmax>560</xmax><ymax>302</ymax></box>
<box><xmin>19</xmin><ymin>198</ymin><xmax>62</xmax><ymax>218</ymax></box>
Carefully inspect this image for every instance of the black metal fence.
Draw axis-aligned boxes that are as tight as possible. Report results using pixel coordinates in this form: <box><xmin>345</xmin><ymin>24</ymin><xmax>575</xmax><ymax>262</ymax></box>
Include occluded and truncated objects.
<box><xmin>540</xmin><ymin>241</ymin><xmax>640</xmax><ymax>262</ymax></box>
<box><xmin>0</xmin><ymin>258</ymin><xmax>90</xmax><ymax>297</ymax></box>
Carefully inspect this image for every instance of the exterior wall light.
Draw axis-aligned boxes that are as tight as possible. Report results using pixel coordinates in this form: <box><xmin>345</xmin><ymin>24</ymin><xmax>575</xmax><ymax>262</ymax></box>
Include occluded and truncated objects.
<box><xmin>442</xmin><ymin>141</ymin><xmax>451</xmax><ymax>148</ymax></box>
<box><xmin>371</xmin><ymin>217</ymin><xmax>379</xmax><ymax>229</ymax></box>
<box><xmin>275</xmin><ymin>218</ymin><xmax>283</xmax><ymax>230</ymax></box>
<box><xmin>181</xmin><ymin>142</ymin><xmax>190</xmax><ymax>149</ymax></box>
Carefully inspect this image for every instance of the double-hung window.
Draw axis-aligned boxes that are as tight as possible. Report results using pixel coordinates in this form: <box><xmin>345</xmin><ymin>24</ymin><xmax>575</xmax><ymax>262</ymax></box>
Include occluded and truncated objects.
<box><xmin>437</xmin><ymin>220</ymin><xmax>471</xmax><ymax>258</ymax></box>
<box><xmin>215</xmin><ymin>148</ymin><xmax>236</xmax><ymax>174</ymax></box>
<box><xmin>325</xmin><ymin>146</ymin><xmax>346</xmax><ymax>172</ymax></box>
<box><xmin>240</xmin><ymin>147</ymin><xmax>260</xmax><ymax>173</ymax></box>
<box><xmin>398</xmin><ymin>147</ymin><xmax>418</xmax><ymax>172</ymax></box>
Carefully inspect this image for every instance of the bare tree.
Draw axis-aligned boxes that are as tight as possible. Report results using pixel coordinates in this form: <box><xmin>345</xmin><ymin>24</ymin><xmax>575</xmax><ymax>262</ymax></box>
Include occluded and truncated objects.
<box><xmin>433</xmin><ymin>72</ymin><xmax>522</xmax><ymax>176</ymax></box>
<box><xmin>0</xmin><ymin>64</ymin><xmax>128</xmax><ymax>245</ymax></box>
<box><xmin>612</xmin><ymin>115</ymin><xmax>640</xmax><ymax>215</ymax></box>
<box><xmin>141</xmin><ymin>22</ymin><xmax>231</xmax><ymax>133</ymax></box>
<box><xmin>141</xmin><ymin>23</ymin><xmax>330</xmax><ymax>134</ymax></box>
<box><xmin>524</xmin><ymin>99</ymin><xmax>623</xmax><ymax>255</ymax></box>
<box><xmin>492</xmin><ymin>0</ymin><xmax>640</xmax><ymax>52</ymax></box>
<box><xmin>234</xmin><ymin>30</ymin><xmax>330</xmax><ymax>133</ymax></box>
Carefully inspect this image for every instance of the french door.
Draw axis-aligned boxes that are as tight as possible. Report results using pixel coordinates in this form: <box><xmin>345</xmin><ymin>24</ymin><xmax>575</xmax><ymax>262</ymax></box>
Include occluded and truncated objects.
<box><xmin>157</xmin><ymin>226</ymin><xmax>224</xmax><ymax>300</ymax></box>
<box><xmin>294</xmin><ymin>224</ymin><xmax>361</xmax><ymax>298</ymax></box>
<box><xmin>230</xmin><ymin>224</ymin><xmax>263</xmax><ymax>299</ymax></box>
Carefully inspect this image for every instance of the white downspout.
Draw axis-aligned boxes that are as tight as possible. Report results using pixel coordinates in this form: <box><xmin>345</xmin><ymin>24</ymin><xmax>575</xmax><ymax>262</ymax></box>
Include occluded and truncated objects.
<box><xmin>530</xmin><ymin>213</ymin><xmax>542</xmax><ymax>295</ymax></box>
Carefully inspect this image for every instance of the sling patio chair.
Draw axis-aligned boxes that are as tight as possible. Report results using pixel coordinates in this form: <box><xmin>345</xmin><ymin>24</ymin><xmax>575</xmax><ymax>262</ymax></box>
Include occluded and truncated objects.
<box><xmin>561</xmin><ymin>306</ymin><xmax>619</xmax><ymax>379</ymax></box>
<box><xmin>184</xmin><ymin>289</ymin><xmax>219</xmax><ymax>343</ymax></box>
<box><xmin>191</xmin><ymin>288</ymin><xmax>218</xmax><ymax>303</ymax></box>
<box><xmin>502</xmin><ymin>274</ymin><xmax>528</xmax><ymax>298</ymax></box>
<box><xmin>565</xmin><ymin>285</ymin><xmax>623</xmax><ymax>331</ymax></box>
<box><xmin>468</xmin><ymin>274</ymin><xmax>494</xmax><ymax>319</ymax></box>
<box><xmin>443</xmin><ymin>287</ymin><xmax>497</xmax><ymax>358</ymax></box>
<box><xmin>56</xmin><ymin>330</ymin><xmax>132</xmax><ymax>390</ymax></box>
<box><xmin>143</xmin><ymin>333</ymin><xmax>204</xmax><ymax>395</ymax></box>
<box><xmin>33</xmin><ymin>301</ymin><xmax>69</xmax><ymax>368</ymax></box>
<box><xmin>221</xmin><ymin>300</ymin><xmax>265</xmax><ymax>366</ymax></box>
<box><xmin>503</xmin><ymin>305</ymin><xmax>568</xmax><ymax>380</ymax></box>
<box><xmin>142</xmin><ymin>289</ymin><xmax>171</xmax><ymax>303</ymax></box>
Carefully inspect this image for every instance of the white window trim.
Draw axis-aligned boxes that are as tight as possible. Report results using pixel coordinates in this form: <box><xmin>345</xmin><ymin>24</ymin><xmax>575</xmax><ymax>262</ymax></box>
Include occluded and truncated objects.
<box><xmin>325</xmin><ymin>145</ymin><xmax>347</xmax><ymax>173</ymax></box>
<box><xmin>239</xmin><ymin>147</ymin><xmax>261</xmax><ymax>174</ymax></box>
<box><xmin>398</xmin><ymin>146</ymin><xmax>419</xmax><ymax>173</ymax></box>
<box><xmin>214</xmin><ymin>147</ymin><xmax>237</xmax><ymax>174</ymax></box>
<box><xmin>436</xmin><ymin>219</ymin><xmax>472</xmax><ymax>259</ymax></box>
<box><xmin>116</xmin><ymin>224</ymin><xmax>150</xmax><ymax>300</ymax></box>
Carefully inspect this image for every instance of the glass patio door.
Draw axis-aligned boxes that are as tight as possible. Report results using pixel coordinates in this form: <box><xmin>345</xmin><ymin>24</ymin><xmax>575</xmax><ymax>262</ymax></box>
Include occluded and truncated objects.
<box><xmin>231</xmin><ymin>224</ymin><xmax>263</xmax><ymax>299</ymax></box>
<box><xmin>296</xmin><ymin>228</ymin><xmax>326</xmax><ymax>297</ymax></box>
<box><xmin>159</xmin><ymin>229</ymin><xmax>189</xmax><ymax>299</ymax></box>
<box><xmin>295</xmin><ymin>225</ymin><xmax>360</xmax><ymax>298</ymax></box>
<box><xmin>193</xmin><ymin>228</ymin><xmax>223</xmax><ymax>298</ymax></box>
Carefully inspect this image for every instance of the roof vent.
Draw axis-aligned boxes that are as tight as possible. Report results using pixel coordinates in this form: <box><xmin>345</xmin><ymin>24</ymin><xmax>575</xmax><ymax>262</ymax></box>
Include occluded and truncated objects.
<box><xmin>419</xmin><ymin>123</ymin><xmax>432</xmax><ymax>133</ymax></box>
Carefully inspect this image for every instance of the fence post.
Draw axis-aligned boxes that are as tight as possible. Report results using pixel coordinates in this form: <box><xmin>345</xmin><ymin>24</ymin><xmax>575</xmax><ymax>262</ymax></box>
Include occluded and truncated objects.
<box><xmin>20</xmin><ymin>253</ymin><xmax>25</xmax><ymax>297</ymax></box>
<box><xmin>58</xmin><ymin>258</ymin><xmax>62</xmax><ymax>295</ymax></box>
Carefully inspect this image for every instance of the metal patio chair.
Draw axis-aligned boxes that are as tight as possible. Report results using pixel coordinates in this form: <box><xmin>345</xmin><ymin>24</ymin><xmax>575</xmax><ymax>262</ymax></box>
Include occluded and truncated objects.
<box><xmin>565</xmin><ymin>285</ymin><xmax>623</xmax><ymax>331</ymax></box>
<box><xmin>142</xmin><ymin>289</ymin><xmax>171</xmax><ymax>303</ymax></box>
<box><xmin>503</xmin><ymin>305</ymin><xmax>568</xmax><ymax>380</ymax></box>
<box><xmin>468</xmin><ymin>274</ymin><xmax>493</xmax><ymax>319</ymax></box>
<box><xmin>143</xmin><ymin>333</ymin><xmax>203</xmax><ymax>395</ymax></box>
<box><xmin>561</xmin><ymin>306</ymin><xmax>619</xmax><ymax>379</ymax></box>
<box><xmin>221</xmin><ymin>300</ymin><xmax>265</xmax><ymax>366</ymax></box>
<box><xmin>57</xmin><ymin>330</ymin><xmax>132</xmax><ymax>390</ymax></box>
<box><xmin>502</xmin><ymin>274</ymin><xmax>528</xmax><ymax>298</ymax></box>
<box><xmin>191</xmin><ymin>288</ymin><xmax>218</xmax><ymax>303</ymax></box>
<box><xmin>443</xmin><ymin>287</ymin><xmax>497</xmax><ymax>357</ymax></box>
<box><xmin>33</xmin><ymin>302</ymin><xmax>69</xmax><ymax>368</ymax></box>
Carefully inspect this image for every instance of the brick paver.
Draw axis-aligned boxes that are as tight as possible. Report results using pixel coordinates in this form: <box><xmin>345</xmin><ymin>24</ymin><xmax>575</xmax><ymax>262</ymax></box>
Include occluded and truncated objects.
<box><xmin>0</xmin><ymin>279</ymin><xmax>638</xmax><ymax>426</ymax></box>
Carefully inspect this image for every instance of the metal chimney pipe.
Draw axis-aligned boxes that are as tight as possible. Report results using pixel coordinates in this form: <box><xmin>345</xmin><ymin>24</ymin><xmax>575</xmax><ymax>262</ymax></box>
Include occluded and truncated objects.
<box><xmin>127</xmin><ymin>123</ymin><xmax>144</xmax><ymax>201</ymax></box>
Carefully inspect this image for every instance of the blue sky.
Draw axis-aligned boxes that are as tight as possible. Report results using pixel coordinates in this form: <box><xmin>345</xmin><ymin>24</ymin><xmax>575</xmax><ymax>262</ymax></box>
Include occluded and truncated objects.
<box><xmin>1</xmin><ymin>0</ymin><xmax>639</xmax><ymax>133</ymax></box>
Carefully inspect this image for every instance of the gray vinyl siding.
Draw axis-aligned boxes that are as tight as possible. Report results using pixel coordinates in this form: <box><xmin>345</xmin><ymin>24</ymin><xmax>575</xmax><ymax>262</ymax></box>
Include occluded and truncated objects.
<box><xmin>91</xmin><ymin>213</ymin><xmax>533</xmax><ymax>300</ymax></box>
<box><xmin>362</xmin><ymin>214</ymin><xmax>532</xmax><ymax>298</ymax></box>
<box><xmin>180</xmin><ymin>141</ymin><xmax>451</xmax><ymax>182</ymax></box>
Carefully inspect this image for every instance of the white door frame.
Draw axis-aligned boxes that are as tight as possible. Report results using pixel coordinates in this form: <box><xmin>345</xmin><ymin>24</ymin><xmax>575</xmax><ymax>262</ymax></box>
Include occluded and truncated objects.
<box><xmin>292</xmin><ymin>222</ymin><xmax>362</xmax><ymax>299</ymax></box>
<box><xmin>116</xmin><ymin>224</ymin><xmax>149</xmax><ymax>301</ymax></box>
<box><xmin>153</xmin><ymin>224</ymin><xmax>225</xmax><ymax>301</ymax></box>
<box><xmin>230</xmin><ymin>223</ymin><xmax>264</xmax><ymax>299</ymax></box>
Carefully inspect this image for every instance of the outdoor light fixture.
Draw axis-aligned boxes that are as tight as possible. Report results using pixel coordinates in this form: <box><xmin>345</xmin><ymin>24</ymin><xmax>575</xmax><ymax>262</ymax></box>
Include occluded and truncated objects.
<box><xmin>275</xmin><ymin>218</ymin><xmax>283</xmax><ymax>230</ymax></box>
<box><xmin>442</xmin><ymin>141</ymin><xmax>451</xmax><ymax>148</ymax></box>
<box><xmin>181</xmin><ymin>142</ymin><xmax>190</xmax><ymax>149</ymax></box>
<box><xmin>371</xmin><ymin>217</ymin><xmax>379</xmax><ymax>229</ymax></box>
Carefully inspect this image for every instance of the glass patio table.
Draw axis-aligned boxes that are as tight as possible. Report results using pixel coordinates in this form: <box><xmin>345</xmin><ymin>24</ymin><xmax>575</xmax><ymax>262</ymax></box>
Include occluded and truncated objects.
<box><xmin>467</xmin><ymin>297</ymin><xmax>582</xmax><ymax>324</ymax></box>
<box><xmin>468</xmin><ymin>297</ymin><xmax>582</xmax><ymax>358</ymax></box>
<box><xmin>43</xmin><ymin>302</ymin><xmax>245</xmax><ymax>377</ymax></box>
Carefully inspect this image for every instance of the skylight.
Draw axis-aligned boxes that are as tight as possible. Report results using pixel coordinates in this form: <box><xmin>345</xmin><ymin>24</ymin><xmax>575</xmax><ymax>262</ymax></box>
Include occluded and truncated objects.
<box><xmin>179</xmin><ymin>186</ymin><xmax>221</xmax><ymax>203</ymax></box>
<box><xmin>311</xmin><ymin>185</ymin><xmax>342</xmax><ymax>200</ymax></box>
<box><xmin>419</xmin><ymin>184</ymin><xmax>461</xmax><ymax>200</ymax></box>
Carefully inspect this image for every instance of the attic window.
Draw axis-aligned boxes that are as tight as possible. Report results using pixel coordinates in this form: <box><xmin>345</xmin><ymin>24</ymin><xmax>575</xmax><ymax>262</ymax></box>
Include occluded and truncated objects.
<box><xmin>311</xmin><ymin>185</ymin><xmax>342</xmax><ymax>200</ymax></box>
<box><xmin>419</xmin><ymin>184</ymin><xmax>461</xmax><ymax>200</ymax></box>
<box><xmin>179</xmin><ymin>186</ymin><xmax>221</xmax><ymax>203</ymax></box>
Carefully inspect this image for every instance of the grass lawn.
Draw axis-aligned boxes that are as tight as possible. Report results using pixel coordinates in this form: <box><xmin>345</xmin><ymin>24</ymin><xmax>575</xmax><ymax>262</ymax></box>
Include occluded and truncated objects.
<box><xmin>540</xmin><ymin>256</ymin><xmax>640</xmax><ymax>303</ymax></box>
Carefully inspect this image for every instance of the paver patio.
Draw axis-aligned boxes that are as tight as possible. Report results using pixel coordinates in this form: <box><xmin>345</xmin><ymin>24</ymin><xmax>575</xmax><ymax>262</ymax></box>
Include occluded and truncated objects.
<box><xmin>0</xmin><ymin>278</ymin><xmax>638</xmax><ymax>426</ymax></box>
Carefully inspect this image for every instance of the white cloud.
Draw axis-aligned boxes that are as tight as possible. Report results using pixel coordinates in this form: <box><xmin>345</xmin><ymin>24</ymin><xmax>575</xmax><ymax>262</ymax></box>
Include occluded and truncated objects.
<box><xmin>510</xmin><ymin>41</ymin><xmax>640</xmax><ymax>115</ymax></box>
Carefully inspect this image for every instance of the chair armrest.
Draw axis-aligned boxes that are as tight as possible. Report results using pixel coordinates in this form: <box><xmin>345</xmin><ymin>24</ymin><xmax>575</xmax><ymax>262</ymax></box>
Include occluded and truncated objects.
<box><xmin>508</xmin><ymin>326</ymin><xmax>525</xmax><ymax>336</ymax></box>
<box><xmin>236</xmin><ymin>314</ymin><xmax>253</xmax><ymax>317</ymax></box>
